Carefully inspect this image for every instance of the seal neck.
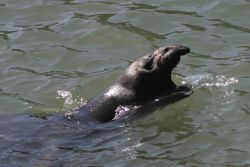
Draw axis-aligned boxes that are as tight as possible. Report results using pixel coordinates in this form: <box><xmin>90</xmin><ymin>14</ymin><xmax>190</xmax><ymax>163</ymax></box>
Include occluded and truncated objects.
<box><xmin>78</xmin><ymin>94</ymin><xmax>120</xmax><ymax>122</ymax></box>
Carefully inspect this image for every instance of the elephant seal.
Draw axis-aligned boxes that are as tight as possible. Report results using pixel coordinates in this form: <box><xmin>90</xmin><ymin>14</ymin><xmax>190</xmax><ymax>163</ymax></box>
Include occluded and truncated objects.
<box><xmin>75</xmin><ymin>45</ymin><xmax>192</xmax><ymax>122</ymax></box>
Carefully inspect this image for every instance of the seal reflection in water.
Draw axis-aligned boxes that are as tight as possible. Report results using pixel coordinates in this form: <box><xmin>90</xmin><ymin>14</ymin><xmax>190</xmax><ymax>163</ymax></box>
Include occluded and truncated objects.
<box><xmin>76</xmin><ymin>45</ymin><xmax>192</xmax><ymax>122</ymax></box>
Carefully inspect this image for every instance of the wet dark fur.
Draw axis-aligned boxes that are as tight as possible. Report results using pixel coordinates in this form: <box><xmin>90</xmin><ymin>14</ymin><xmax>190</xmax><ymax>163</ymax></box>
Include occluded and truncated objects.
<box><xmin>76</xmin><ymin>45</ymin><xmax>192</xmax><ymax>122</ymax></box>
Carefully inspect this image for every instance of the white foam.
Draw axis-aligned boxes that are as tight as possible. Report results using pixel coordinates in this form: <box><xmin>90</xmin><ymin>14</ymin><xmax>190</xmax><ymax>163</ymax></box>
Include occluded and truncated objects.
<box><xmin>57</xmin><ymin>90</ymin><xmax>73</xmax><ymax>105</ymax></box>
<box><xmin>182</xmin><ymin>73</ymin><xmax>238</xmax><ymax>89</ymax></box>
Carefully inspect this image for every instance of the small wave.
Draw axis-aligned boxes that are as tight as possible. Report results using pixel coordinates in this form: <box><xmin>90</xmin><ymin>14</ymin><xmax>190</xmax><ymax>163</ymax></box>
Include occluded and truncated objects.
<box><xmin>10</xmin><ymin>66</ymin><xmax>121</xmax><ymax>78</ymax></box>
<box><xmin>181</xmin><ymin>73</ymin><xmax>239</xmax><ymax>122</ymax></box>
<box><xmin>121</xmin><ymin>141</ymin><xmax>142</xmax><ymax>159</ymax></box>
<box><xmin>182</xmin><ymin>73</ymin><xmax>238</xmax><ymax>89</ymax></box>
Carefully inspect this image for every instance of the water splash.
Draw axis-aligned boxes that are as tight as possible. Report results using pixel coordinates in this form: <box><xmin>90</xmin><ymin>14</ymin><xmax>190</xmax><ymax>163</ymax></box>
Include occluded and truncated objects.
<box><xmin>181</xmin><ymin>73</ymin><xmax>238</xmax><ymax>89</ymax></box>
<box><xmin>182</xmin><ymin>73</ymin><xmax>239</xmax><ymax>121</ymax></box>
<box><xmin>57</xmin><ymin>90</ymin><xmax>74</xmax><ymax>105</ymax></box>
<box><xmin>56</xmin><ymin>90</ymin><xmax>87</xmax><ymax>116</ymax></box>
<box><xmin>181</xmin><ymin>73</ymin><xmax>239</xmax><ymax>104</ymax></box>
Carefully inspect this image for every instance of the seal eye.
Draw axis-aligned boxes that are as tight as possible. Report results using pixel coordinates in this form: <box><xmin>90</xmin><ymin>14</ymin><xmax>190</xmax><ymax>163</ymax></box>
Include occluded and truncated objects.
<box><xmin>143</xmin><ymin>58</ymin><xmax>153</xmax><ymax>70</ymax></box>
<box><xmin>163</xmin><ymin>47</ymin><xmax>170</xmax><ymax>53</ymax></box>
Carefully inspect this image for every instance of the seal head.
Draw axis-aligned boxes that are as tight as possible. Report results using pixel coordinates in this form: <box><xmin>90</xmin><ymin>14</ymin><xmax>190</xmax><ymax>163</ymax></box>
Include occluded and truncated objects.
<box><xmin>107</xmin><ymin>45</ymin><xmax>191</xmax><ymax>104</ymax></box>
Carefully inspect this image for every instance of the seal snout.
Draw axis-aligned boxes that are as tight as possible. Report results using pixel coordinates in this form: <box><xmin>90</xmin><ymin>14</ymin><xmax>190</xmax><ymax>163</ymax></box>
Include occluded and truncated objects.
<box><xmin>155</xmin><ymin>45</ymin><xmax>190</xmax><ymax>56</ymax></box>
<box><xmin>166</xmin><ymin>45</ymin><xmax>190</xmax><ymax>57</ymax></box>
<box><xmin>173</xmin><ymin>45</ymin><xmax>190</xmax><ymax>56</ymax></box>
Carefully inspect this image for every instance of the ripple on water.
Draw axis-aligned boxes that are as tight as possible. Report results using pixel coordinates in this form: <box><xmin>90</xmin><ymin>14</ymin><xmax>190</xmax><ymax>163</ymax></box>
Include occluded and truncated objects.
<box><xmin>56</xmin><ymin>90</ymin><xmax>87</xmax><ymax>112</ymax></box>
<box><xmin>181</xmin><ymin>72</ymin><xmax>239</xmax><ymax>127</ymax></box>
<box><xmin>0</xmin><ymin>0</ymin><xmax>250</xmax><ymax>166</ymax></box>
<box><xmin>182</xmin><ymin>73</ymin><xmax>238</xmax><ymax>90</ymax></box>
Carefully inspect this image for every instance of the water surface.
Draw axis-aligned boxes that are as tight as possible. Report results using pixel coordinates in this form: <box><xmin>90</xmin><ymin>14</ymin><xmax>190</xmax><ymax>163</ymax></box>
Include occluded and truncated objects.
<box><xmin>0</xmin><ymin>0</ymin><xmax>249</xmax><ymax>166</ymax></box>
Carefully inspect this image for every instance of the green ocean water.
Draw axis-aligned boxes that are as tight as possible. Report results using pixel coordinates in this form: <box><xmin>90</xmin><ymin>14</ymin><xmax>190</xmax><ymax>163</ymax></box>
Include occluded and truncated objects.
<box><xmin>0</xmin><ymin>0</ymin><xmax>249</xmax><ymax>166</ymax></box>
